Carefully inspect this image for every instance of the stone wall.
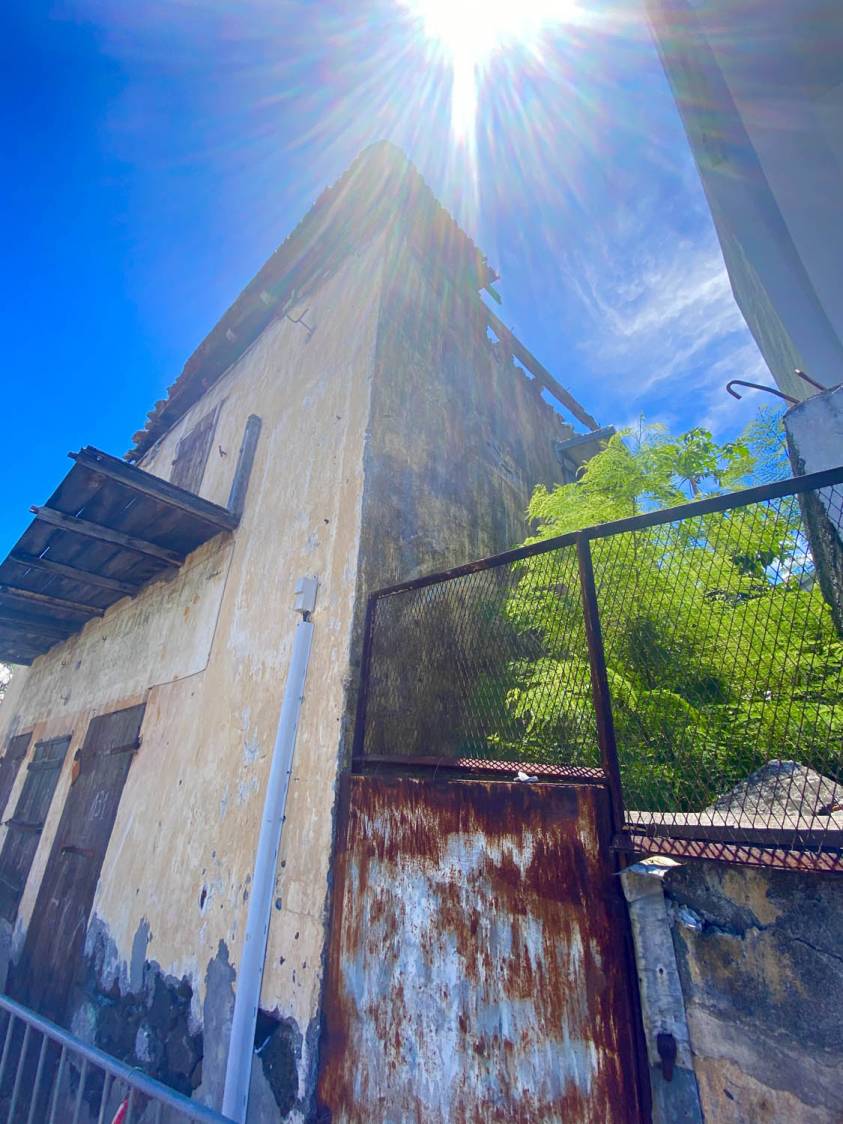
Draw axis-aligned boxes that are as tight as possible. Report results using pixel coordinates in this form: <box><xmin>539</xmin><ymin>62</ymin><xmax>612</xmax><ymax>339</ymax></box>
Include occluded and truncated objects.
<box><xmin>624</xmin><ymin>858</ymin><xmax>843</xmax><ymax>1123</ymax></box>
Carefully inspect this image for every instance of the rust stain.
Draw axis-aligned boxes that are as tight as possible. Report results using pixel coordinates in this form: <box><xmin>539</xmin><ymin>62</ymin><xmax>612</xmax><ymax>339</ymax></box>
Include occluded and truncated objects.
<box><xmin>317</xmin><ymin>776</ymin><xmax>642</xmax><ymax>1123</ymax></box>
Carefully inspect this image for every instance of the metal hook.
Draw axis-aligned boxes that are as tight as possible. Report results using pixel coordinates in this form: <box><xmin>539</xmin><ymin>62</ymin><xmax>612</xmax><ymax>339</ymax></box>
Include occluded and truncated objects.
<box><xmin>285</xmin><ymin>308</ymin><xmax>315</xmax><ymax>341</ymax></box>
<box><xmin>795</xmin><ymin>369</ymin><xmax>825</xmax><ymax>391</ymax></box>
<box><xmin>725</xmin><ymin>379</ymin><xmax>798</xmax><ymax>405</ymax></box>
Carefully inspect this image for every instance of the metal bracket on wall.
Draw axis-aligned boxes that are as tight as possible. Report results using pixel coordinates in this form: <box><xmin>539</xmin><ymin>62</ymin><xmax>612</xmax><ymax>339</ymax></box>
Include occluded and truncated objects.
<box><xmin>285</xmin><ymin>307</ymin><xmax>315</xmax><ymax>341</ymax></box>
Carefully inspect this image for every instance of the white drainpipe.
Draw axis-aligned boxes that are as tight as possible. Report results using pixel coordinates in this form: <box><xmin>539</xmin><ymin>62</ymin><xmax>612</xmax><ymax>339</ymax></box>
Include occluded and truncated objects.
<box><xmin>222</xmin><ymin>577</ymin><xmax>318</xmax><ymax>1122</ymax></box>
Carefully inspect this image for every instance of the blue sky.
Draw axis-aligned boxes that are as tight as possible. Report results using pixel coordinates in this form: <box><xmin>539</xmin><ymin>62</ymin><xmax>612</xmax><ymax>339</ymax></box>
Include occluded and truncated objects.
<box><xmin>1</xmin><ymin>0</ymin><xmax>768</xmax><ymax>550</ymax></box>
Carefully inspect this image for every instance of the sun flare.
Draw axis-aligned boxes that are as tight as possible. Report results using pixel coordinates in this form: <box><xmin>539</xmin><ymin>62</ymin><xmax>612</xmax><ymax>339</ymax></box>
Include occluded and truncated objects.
<box><xmin>404</xmin><ymin>0</ymin><xmax>578</xmax><ymax>143</ymax></box>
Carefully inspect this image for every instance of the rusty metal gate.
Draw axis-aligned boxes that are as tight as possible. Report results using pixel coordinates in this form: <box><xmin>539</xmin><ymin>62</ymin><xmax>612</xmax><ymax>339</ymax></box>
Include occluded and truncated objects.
<box><xmin>317</xmin><ymin>772</ymin><xmax>644</xmax><ymax>1123</ymax></box>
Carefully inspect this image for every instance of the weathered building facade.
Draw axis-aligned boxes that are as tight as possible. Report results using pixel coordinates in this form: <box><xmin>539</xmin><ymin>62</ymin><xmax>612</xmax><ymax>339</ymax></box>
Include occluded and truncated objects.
<box><xmin>0</xmin><ymin>144</ymin><xmax>608</xmax><ymax>1117</ymax></box>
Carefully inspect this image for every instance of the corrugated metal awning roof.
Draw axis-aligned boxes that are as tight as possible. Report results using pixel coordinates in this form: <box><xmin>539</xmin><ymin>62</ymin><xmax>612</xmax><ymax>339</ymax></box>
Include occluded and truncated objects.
<box><xmin>0</xmin><ymin>447</ymin><xmax>238</xmax><ymax>665</ymax></box>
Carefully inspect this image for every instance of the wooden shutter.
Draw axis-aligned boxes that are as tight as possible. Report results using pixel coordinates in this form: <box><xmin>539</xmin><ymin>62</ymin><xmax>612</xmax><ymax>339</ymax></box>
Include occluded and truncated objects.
<box><xmin>0</xmin><ymin>736</ymin><xmax>69</xmax><ymax>922</ymax></box>
<box><xmin>170</xmin><ymin>408</ymin><xmax>219</xmax><ymax>494</ymax></box>
<box><xmin>0</xmin><ymin>734</ymin><xmax>31</xmax><ymax>821</ymax></box>
<box><xmin>11</xmin><ymin>704</ymin><xmax>145</xmax><ymax>1022</ymax></box>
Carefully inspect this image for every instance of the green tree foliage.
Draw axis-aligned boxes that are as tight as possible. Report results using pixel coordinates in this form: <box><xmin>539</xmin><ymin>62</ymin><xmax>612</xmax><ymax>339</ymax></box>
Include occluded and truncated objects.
<box><xmin>496</xmin><ymin>422</ymin><xmax>841</xmax><ymax>811</ymax></box>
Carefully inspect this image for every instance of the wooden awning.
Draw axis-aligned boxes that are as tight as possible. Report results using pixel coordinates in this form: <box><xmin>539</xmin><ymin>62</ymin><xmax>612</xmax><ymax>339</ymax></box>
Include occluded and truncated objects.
<box><xmin>0</xmin><ymin>447</ymin><xmax>239</xmax><ymax>665</ymax></box>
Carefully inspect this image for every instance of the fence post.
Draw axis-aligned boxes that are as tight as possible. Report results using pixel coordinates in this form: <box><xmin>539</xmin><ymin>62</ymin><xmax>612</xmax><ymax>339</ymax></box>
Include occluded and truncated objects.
<box><xmin>577</xmin><ymin>534</ymin><xmax>625</xmax><ymax>833</ymax></box>
<box><xmin>351</xmin><ymin>594</ymin><xmax>378</xmax><ymax>760</ymax></box>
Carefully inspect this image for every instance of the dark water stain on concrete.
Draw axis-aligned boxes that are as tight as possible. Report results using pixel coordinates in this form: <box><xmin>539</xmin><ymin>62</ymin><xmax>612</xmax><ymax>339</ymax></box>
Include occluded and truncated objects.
<box><xmin>254</xmin><ymin>1009</ymin><xmax>302</xmax><ymax>1116</ymax></box>
<box><xmin>77</xmin><ymin>918</ymin><xmax>202</xmax><ymax>1096</ymax></box>
<box><xmin>197</xmin><ymin>939</ymin><xmax>236</xmax><ymax>1110</ymax></box>
<box><xmin>71</xmin><ymin>924</ymin><xmax>306</xmax><ymax>1120</ymax></box>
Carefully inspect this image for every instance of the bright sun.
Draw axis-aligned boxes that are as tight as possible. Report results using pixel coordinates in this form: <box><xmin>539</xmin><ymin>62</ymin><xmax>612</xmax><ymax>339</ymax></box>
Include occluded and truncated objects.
<box><xmin>405</xmin><ymin>0</ymin><xmax>577</xmax><ymax>143</ymax></box>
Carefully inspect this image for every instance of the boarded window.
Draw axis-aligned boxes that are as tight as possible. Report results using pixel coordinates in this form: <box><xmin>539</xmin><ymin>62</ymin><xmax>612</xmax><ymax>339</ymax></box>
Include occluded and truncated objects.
<box><xmin>0</xmin><ymin>736</ymin><xmax>69</xmax><ymax>923</ymax></box>
<box><xmin>10</xmin><ymin>704</ymin><xmax>145</xmax><ymax>1022</ymax></box>
<box><xmin>0</xmin><ymin>734</ymin><xmax>31</xmax><ymax>820</ymax></box>
<box><xmin>170</xmin><ymin>407</ymin><xmax>219</xmax><ymax>494</ymax></box>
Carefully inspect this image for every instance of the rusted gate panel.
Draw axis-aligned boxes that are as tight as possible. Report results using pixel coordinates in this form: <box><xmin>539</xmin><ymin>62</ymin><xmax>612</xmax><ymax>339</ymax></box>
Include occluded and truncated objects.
<box><xmin>317</xmin><ymin>776</ymin><xmax>643</xmax><ymax>1123</ymax></box>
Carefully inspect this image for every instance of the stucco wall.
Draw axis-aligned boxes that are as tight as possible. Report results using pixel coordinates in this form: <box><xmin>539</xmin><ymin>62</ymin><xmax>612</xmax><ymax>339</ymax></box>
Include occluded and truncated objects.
<box><xmin>700</xmin><ymin>5</ymin><xmax>843</xmax><ymax>351</ymax></box>
<box><xmin>0</xmin><ymin>228</ymin><xmax>390</xmax><ymax>1117</ymax></box>
<box><xmin>350</xmin><ymin>232</ymin><xmax>569</xmax><ymax>760</ymax></box>
<box><xmin>785</xmin><ymin>384</ymin><xmax>843</xmax><ymax>634</ymax></box>
<box><xmin>646</xmin><ymin>0</ymin><xmax>843</xmax><ymax>400</ymax></box>
<box><xmin>361</xmin><ymin>230</ymin><xmax>568</xmax><ymax>592</ymax></box>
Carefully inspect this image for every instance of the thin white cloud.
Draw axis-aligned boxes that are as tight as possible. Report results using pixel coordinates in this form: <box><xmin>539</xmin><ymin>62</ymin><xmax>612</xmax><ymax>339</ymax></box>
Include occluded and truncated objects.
<box><xmin>695</xmin><ymin>339</ymin><xmax>774</xmax><ymax>433</ymax></box>
<box><xmin>563</xmin><ymin>197</ymin><xmax>769</xmax><ymax>435</ymax></box>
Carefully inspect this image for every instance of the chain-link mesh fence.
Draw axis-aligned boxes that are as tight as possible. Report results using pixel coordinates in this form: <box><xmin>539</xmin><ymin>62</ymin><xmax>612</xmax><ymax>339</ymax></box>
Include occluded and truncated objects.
<box><xmin>356</xmin><ymin>468</ymin><xmax>843</xmax><ymax>870</ymax></box>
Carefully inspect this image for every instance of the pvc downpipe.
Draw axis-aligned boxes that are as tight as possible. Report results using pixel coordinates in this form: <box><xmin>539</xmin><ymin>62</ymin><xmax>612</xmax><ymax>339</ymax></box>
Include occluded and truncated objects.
<box><xmin>222</xmin><ymin>614</ymin><xmax>314</xmax><ymax>1122</ymax></box>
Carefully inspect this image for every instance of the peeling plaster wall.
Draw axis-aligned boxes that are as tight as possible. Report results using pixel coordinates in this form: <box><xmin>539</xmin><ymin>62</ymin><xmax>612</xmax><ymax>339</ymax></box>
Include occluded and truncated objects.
<box><xmin>0</xmin><ymin>541</ymin><xmax>231</xmax><ymax>720</ymax></box>
<box><xmin>0</xmin><ymin>230</ymin><xmax>390</xmax><ymax>1119</ymax></box>
<box><xmin>660</xmin><ymin>862</ymin><xmax>843</xmax><ymax>1123</ymax></box>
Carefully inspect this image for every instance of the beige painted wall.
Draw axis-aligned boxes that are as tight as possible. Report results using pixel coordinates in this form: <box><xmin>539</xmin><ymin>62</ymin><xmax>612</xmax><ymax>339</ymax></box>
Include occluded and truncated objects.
<box><xmin>0</xmin><ymin>229</ymin><xmax>390</xmax><ymax>1110</ymax></box>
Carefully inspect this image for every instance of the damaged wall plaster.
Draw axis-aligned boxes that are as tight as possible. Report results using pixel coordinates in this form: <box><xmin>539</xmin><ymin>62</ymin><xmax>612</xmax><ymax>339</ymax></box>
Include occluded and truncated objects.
<box><xmin>625</xmin><ymin>858</ymin><xmax>843</xmax><ymax>1124</ymax></box>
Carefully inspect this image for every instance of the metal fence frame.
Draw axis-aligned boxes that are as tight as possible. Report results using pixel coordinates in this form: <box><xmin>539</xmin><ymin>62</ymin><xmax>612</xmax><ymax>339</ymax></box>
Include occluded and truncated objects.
<box><xmin>353</xmin><ymin>465</ymin><xmax>843</xmax><ymax>872</ymax></box>
<box><xmin>0</xmin><ymin>992</ymin><xmax>232</xmax><ymax>1124</ymax></box>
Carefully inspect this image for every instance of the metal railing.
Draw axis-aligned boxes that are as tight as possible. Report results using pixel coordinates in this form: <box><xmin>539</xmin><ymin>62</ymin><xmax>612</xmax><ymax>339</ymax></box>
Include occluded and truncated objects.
<box><xmin>354</xmin><ymin>467</ymin><xmax>843</xmax><ymax>872</ymax></box>
<box><xmin>0</xmin><ymin>993</ymin><xmax>232</xmax><ymax>1124</ymax></box>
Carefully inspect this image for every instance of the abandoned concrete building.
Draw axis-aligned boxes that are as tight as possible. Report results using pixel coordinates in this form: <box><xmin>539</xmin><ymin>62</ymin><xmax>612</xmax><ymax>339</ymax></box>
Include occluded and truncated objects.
<box><xmin>0</xmin><ymin>143</ymin><xmax>615</xmax><ymax>1119</ymax></box>
<box><xmin>0</xmin><ymin>141</ymin><xmax>842</xmax><ymax>1124</ymax></box>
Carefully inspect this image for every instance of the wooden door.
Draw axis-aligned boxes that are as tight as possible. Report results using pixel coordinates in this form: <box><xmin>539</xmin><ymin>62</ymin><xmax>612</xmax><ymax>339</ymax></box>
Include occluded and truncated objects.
<box><xmin>11</xmin><ymin>704</ymin><xmax>145</xmax><ymax>1022</ymax></box>
<box><xmin>0</xmin><ymin>734</ymin><xmax>31</xmax><ymax>821</ymax></box>
<box><xmin>0</xmin><ymin>736</ymin><xmax>69</xmax><ymax>922</ymax></box>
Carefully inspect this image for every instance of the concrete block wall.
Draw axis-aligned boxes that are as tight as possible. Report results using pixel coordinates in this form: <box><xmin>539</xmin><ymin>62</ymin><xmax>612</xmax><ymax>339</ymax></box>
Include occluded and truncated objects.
<box><xmin>785</xmin><ymin>383</ymin><xmax>843</xmax><ymax>634</ymax></box>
